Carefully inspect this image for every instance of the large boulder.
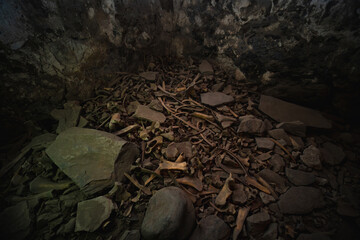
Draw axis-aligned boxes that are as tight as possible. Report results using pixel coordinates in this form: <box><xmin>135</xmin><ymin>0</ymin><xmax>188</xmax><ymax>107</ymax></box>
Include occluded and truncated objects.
<box><xmin>141</xmin><ymin>187</ymin><xmax>196</xmax><ymax>240</ymax></box>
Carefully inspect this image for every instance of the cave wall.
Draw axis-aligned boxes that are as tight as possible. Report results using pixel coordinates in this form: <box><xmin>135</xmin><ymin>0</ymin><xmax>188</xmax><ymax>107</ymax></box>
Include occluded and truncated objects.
<box><xmin>1</xmin><ymin>0</ymin><xmax>359</xmax><ymax>121</ymax></box>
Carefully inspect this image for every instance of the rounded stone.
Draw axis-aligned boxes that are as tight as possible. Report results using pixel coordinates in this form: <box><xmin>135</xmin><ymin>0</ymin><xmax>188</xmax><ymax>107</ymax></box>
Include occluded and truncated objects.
<box><xmin>141</xmin><ymin>187</ymin><xmax>196</xmax><ymax>240</ymax></box>
<box><xmin>189</xmin><ymin>215</ymin><xmax>230</xmax><ymax>240</ymax></box>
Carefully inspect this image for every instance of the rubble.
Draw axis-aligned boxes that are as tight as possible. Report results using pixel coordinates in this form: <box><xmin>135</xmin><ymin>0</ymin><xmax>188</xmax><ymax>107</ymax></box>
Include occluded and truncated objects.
<box><xmin>246</xmin><ymin>211</ymin><xmax>271</xmax><ymax>237</ymax></box>
<box><xmin>276</xmin><ymin>121</ymin><xmax>306</xmax><ymax>137</ymax></box>
<box><xmin>139</xmin><ymin>71</ymin><xmax>158</xmax><ymax>81</ymax></box>
<box><xmin>256</xmin><ymin>137</ymin><xmax>275</xmax><ymax>150</ymax></box>
<box><xmin>320</xmin><ymin>142</ymin><xmax>345</xmax><ymax>165</ymax></box>
<box><xmin>199</xmin><ymin>60</ymin><xmax>214</xmax><ymax>74</ymax></box>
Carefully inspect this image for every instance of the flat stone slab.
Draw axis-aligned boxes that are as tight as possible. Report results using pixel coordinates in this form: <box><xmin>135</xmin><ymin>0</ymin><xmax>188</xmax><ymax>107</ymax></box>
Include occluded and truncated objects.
<box><xmin>199</xmin><ymin>60</ymin><xmax>214</xmax><ymax>74</ymax></box>
<box><xmin>256</xmin><ymin>137</ymin><xmax>275</xmax><ymax>150</ymax></box>
<box><xmin>139</xmin><ymin>71</ymin><xmax>158</xmax><ymax>81</ymax></box>
<box><xmin>141</xmin><ymin>187</ymin><xmax>196</xmax><ymax>240</ymax></box>
<box><xmin>259</xmin><ymin>95</ymin><xmax>331</xmax><ymax>128</ymax></box>
<box><xmin>133</xmin><ymin>105</ymin><xmax>166</xmax><ymax>123</ymax></box>
<box><xmin>278</xmin><ymin>187</ymin><xmax>323</xmax><ymax>214</ymax></box>
<box><xmin>200</xmin><ymin>92</ymin><xmax>234</xmax><ymax>107</ymax></box>
<box><xmin>46</xmin><ymin>127</ymin><xmax>136</xmax><ymax>195</ymax></box>
<box><xmin>75</xmin><ymin>196</ymin><xmax>115</xmax><ymax>232</ymax></box>
<box><xmin>285</xmin><ymin>168</ymin><xmax>315</xmax><ymax>186</ymax></box>
<box><xmin>189</xmin><ymin>215</ymin><xmax>230</xmax><ymax>240</ymax></box>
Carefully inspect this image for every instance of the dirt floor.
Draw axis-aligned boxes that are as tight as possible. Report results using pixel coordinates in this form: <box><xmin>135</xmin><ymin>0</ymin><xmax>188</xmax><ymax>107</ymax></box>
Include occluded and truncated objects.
<box><xmin>0</xmin><ymin>57</ymin><xmax>359</xmax><ymax>240</ymax></box>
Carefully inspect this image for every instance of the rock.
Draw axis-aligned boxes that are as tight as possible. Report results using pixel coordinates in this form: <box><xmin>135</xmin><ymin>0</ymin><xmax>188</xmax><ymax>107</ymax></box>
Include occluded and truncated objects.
<box><xmin>189</xmin><ymin>215</ymin><xmax>230</xmax><ymax>240</ymax></box>
<box><xmin>238</xmin><ymin>115</ymin><xmax>268</xmax><ymax>134</ymax></box>
<box><xmin>336</xmin><ymin>199</ymin><xmax>360</xmax><ymax>217</ymax></box>
<box><xmin>276</xmin><ymin>121</ymin><xmax>306</xmax><ymax>137</ymax></box>
<box><xmin>235</xmin><ymin>68</ymin><xmax>246</xmax><ymax>81</ymax></box>
<box><xmin>29</xmin><ymin>176</ymin><xmax>73</xmax><ymax>193</ymax></box>
<box><xmin>0</xmin><ymin>201</ymin><xmax>31</xmax><ymax>240</ymax></box>
<box><xmin>139</xmin><ymin>71</ymin><xmax>158</xmax><ymax>81</ymax></box>
<box><xmin>148</xmin><ymin>99</ymin><xmax>163</xmax><ymax>112</ymax></box>
<box><xmin>290</xmin><ymin>136</ymin><xmax>304</xmax><ymax>150</ymax></box>
<box><xmin>269</xmin><ymin>154</ymin><xmax>285</xmax><ymax>172</ymax></box>
<box><xmin>260</xmin><ymin>192</ymin><xmax>276</xmax><ymax>204</ymax></box>
<box><xmin>259</xmin><ymin>95</ymin><xmax>331</xmax><ymax>128</ymax></box>
<box><xmin>256</xmin><ymin>137</ymin><xmax>275</xmax><ymax>150</ymax></box>
<box><xmin>246</xmin><ymin>211</ymin><xmax>271</xmax><ymax>237</ymax></box>
<box><xmin>300</xmin><ymin>145</ymin><xmax>322</xmax><ymax>170</ymax></box>
<box><xmin>232</xmin><ymin>184</ymin><xmax>248</xmax><ymax>204</ymax></box>
<box><xmin>211</xmin><ymin>82</ymin><xmax>224</xmax><ymax>92</ymax></box>
<box><xmin>141</xmin><ymin>187</ymin><xmax>196</xmax><ymax>240</ymax></box>
<box><xmin>119</xmin><ymin>230</ymin><xmax>141</xmax><ymax>240</ymax></box>
<box><xmin>133</xmin><ymin>105</ymin><xmax>166</xmax><ymax>123</ymax></box>
<box><xmin>200</xmin><ymin>92</ymin><xmax>234</xmax><ymax>107</ymax></box>
<box><xmin>165</xmin><ymin>142</ymin><xmax>193</xmax><ymax>159</ymax></box>
<box><xmin>268</xmin><ymin>129</ymin><xmax>291</xmax><ymax>145</ymax></box>
<box><xmin>256</xmin><ymin>152</ymin><xmax>272</xmax><ymax>161</ymax></box>
<box><xmin>127</xmin><ymin>101</ymin><xmax>141</xmax><ymax>115</ymax></box>
<box><xmin>278</xmin><ymin>187</ymin><xmax>323</xmax><ymax>214</ymax></box>
<box><xmin>258</xmin><ymin>169</ymin><xmax>288</xmax><ymax>193</ymax></box>
<box><xmin>260</xmin><ymin>223</ymin><xmax>278</xmax><ymax>240</ymax></box>
<box><xmin>75</xmin><ymin>196</ymin><xmax>115</xmax><ymax>232</ymax></box>
<box><xmin>297</xmin><ymin>233</ymin><xmax>331</xmax><ymax>240</ymax></box>
<box><xmin>285</xmin><ymin>168</ymin><xmax>315</xmax><ymax>186</ymax></box>
<box><xmin>199</xmin><ymin>60</ymin><xmax>214</xmax><ymax>74</ymax></box>
<box><xmin>51</xmin><ymin>101</ymin><xmax>82</xmax><ymax>134</ymax></box>
<box><xmin>320</xmin><ymin>142</ymin><xmax>345</xmax><ymax>165</ymax></box>
<box><xmin>46</xmin><ymin>127</ymin><xmax>139</xmax><ymax>195</ymax></box>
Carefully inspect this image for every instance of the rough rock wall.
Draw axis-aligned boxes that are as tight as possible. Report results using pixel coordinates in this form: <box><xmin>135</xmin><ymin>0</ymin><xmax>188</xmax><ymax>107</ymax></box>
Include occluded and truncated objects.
<box><xmin>1</xmin><ymin>0</ymin><xmax>359</xmax><ymax>121</ymax></box>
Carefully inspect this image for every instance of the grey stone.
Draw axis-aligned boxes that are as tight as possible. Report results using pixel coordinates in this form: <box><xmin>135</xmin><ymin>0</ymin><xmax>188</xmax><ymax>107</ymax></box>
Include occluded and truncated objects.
<box><xmin>46</xmin><ymin>127</ymin><xmax>138</xmax><ymax>195</ymax></box>
<box><xmin>189</xmin><ymin>215</ymin><xmax>230</xmax><ymax>240</ymax></box>
<box><xmin>285</xmin><ymin>168</ymin><xmax>315</xmax><ymax>186</ymax></box>
<box><xmin>165</xmin><ymin>142</ymin><xmax>193</xmax><ymax>159</ymax></box>
<box><xmin>51</xmin><ymin>101</ymin><xmax>82</xmax><ymax>134</ymax></box>
<box><xmin>276</xmin><ymin>121</ymin><xmax>306</xmax><ymax>137</ymax></box>
<box><xmin>258</xmin><ymin>169</ymin><xmax>288</xmax><ymax>193</ymax></box>
<box><xmin>320</xmin><ymin>142</ymin><xmax>345</xmax><ymax>165</ymax></box>
<box><xmin>278</xmin><ymin>187</ymin><xmax>323</xmax><ymax>214</ymax></box>
<box><xmin>133</xmin><ymin>105</ymin><xmax>166</xmax><ymax>123</ymax></box>
<box><xmin>232</xmin><ymin>184</ymin><xmax>248</xmax><ymax>204</ymax></box>
<box><xmin>290</xmin><ymin>136</ymin><xmax>304</xmax><ymax>150</ymax></box>
<box><xmin>260</xmin><ymin>223</ymin><xmax>278</xmax><ymax>240</ymax></box>
<box><xmin>270</xmin><ymin>154</ymin><xmax>285</xmax><ymax>172</ymax></box>
<box><xmin>0</xmin><ymin>201</ymin><xmax>31</xmax><ymax>240</ymax></box>
<box><xmin>268</xmin><ymin>129</ymin><xmax>291</xmax><ymax>145</ymax></box>
<box><xmin>200</xmin><ymin>92</ymin><xmax>234</xmax><ymax>107</ymax></box>
<box><xmin>300</xmin><ymin>145</ymin><xmax>322</xmax><ymax>170</ymax></box>
<box><xmin>256</xmin><ymin>137</ymin><xmax>275</xmax><ymax>150</ymax></box>
<box><xmin>75</xmin><ymin>196</ymin><xmax>115</xmax><ymax>232</ymax></box>
<box><xmin>259</xmin><ymin>192</ymin><xmax>276</xmax><ymax>204</ymax></box>
<box><xmin>199</xmin><ymin>60</ymin><xmax>214</xmax><ymax>74</ymax></box>
<box><xmin>246</xmin><ymin>212</ymin><xmax>271</xmax><ymax>237</ymax></box>
<box><xmin>297</xmin><ymin>233</ymin><xmax>331</xmax><ymax>240</ymax></box>
<box><xmin>238</xmin><ymin>115</ymin><xmax>268</xmax><ymax>134</ymax></box>
<box><xmin>148</xmin><ymin>99</ymin><xmax>163</xmax><ymax>112</ymax></box>
<box><xmin>141</xmin><ymin>187</ymin><xmax>196</xmax><ymax>240</ymax></box>
<box><xmin>139</xmin><ymin>71</ymin><xmax>158</xmax><ymax>81</ymax></box>
<box><xmin>119</xmin><ymin>230</ymin><xmax>141</xmax><ymax>240</ymax></box>
<box><xmin>259</xmin><ymin>95</ymin><xmax>331</xmax><ymax>128</ymax></box>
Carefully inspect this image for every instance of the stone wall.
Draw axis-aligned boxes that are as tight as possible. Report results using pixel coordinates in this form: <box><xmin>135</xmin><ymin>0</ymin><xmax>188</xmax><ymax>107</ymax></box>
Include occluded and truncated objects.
<box><xmin>1</xmin><ymin>0</ymin><xmax>359</xmax><ymax>121</ymax></box>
